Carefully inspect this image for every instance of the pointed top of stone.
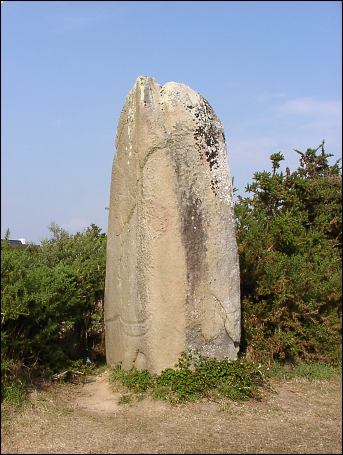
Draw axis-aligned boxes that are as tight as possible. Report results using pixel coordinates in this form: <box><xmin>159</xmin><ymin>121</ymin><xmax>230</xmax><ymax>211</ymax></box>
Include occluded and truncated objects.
<box><xmin>132</xmin><ymin>75</ymin><xmax>199</xmax><ymax>99</ymax></box>
<box><xmin>133</xmin><ymin>75</ymin><xmax>156</xmax><ymax>90</ymax></box>
<box><xmin>135</xmin><ymin>74</ymin><xmax>156</xmax><ymax>83</ymax></box>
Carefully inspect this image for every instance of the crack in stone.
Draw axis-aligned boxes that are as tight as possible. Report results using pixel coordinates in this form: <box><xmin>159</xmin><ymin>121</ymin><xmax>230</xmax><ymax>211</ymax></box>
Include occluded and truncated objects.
<box><xmin>208</xmin><ymin>293</ymin><xmax>239</xmax><ymax>345</ymax></box>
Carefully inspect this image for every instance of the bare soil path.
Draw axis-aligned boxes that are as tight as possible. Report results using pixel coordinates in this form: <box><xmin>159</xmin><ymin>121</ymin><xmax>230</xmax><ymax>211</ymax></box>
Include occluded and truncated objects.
<box><xmin>1</xmin><ymin>371</ymin><xmax>342</xmax><ymax>454</ymax></box>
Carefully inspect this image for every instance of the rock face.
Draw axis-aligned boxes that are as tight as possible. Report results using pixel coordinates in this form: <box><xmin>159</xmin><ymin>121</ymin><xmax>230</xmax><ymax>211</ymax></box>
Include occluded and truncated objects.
<box><xmin>104</xmin><ymin>76</ymin><xmax>240</xmax><ymax>374</ymax></box>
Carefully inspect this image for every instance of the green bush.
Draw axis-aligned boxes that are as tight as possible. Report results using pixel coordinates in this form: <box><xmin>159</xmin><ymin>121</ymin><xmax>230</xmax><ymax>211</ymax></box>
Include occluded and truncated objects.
<box><xmin>235</xmin><ymin>143</ymin><xmax>342</xmax><ymax>364</ymax></box>
<box><xmin>1</xmin><ymin>223</ymin><xmax>106</xmax><ymax>400</ymax></box>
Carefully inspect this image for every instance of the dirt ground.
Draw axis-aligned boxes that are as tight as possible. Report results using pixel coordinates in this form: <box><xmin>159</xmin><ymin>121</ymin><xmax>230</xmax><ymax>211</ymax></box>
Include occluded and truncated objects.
<box><xmin>1</xmin><ymin>371</ymin><xmax>342</xmax><ymax>454</ymax></box>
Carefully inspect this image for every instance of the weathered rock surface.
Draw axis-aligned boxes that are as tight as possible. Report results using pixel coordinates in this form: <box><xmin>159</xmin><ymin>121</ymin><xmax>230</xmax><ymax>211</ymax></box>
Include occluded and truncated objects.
<box><xmin>104</xmin><ymin>76</ymin><xmax>240</xmax><ymax>374</ymax></box>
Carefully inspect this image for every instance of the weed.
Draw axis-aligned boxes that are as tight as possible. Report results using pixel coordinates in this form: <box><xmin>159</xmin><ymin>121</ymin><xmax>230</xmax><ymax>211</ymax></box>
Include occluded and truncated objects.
<box><xmin>111</xmin><ymin>366</ymin><xmax>153</xmax><ymax>393</ymax></box>
<box><xmin>2</xmin><ymin>380</ymin><xmax>27</xmax><ymax>406</ymax></box>
<box><xmin>110</xmin><ymin>352</ymin><xmax>266</xmax><ymax>404</ymax></box>
<box><xmin>1</xmin><ymin>358</ymin><xmax>28</xmax><ymax>406</ymax></box>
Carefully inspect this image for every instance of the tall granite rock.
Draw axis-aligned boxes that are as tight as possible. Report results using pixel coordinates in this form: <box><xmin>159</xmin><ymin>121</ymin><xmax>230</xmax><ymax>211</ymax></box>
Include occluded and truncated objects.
<box><xmin>104</xmin><ymin>76</ymin><xmax>240</xmax><ymax>374</ymax></box>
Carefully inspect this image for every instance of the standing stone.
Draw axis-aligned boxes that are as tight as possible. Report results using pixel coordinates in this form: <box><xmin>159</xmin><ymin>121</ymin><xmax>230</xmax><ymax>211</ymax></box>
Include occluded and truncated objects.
<box><xmin>104</xmin><ymin>76</ymin><xmax>240</xmax><ymax>374</ymax></box>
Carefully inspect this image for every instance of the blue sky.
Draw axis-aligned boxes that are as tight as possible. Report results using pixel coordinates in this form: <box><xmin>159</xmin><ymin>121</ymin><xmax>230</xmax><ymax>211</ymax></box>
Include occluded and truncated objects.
<box><xmin>1</xmin><ymin>1</ymin><xmax>342</xmax><ymax>243</ymax></box>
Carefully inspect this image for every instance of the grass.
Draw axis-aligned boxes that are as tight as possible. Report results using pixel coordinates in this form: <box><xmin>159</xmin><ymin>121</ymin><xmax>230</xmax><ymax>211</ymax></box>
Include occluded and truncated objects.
<box><xmin>1</xmin><ymin>358</ymin><xmax>28</xmax><ymax>407</ymax></box>
<box><xmin>2</xmin><ymin>371</ymin><xmax>341</xmax><ymax>454</ymax></box>
<box><xmin>3</xmin><ymin>353</ymin><xmax>340</xmax><ymax>410</ymax></box>
<box><xmin>265</xmin><ymin>361</ymin><xmax>341</xmax><ymax>381</ymax></box>
<box><xmin>2</xmin><ymin>379</ymin><xmax>27</xmax><ymax>406</ymax></box>
<box><xmin>110</xmin><ymin>352</ymin><xmax>342</xmax><ymax>405</ymax></box>
<box><xmin>1</xmin><ymin>357</ymin><xmax>108</xmax><ymax>408</ymax></box>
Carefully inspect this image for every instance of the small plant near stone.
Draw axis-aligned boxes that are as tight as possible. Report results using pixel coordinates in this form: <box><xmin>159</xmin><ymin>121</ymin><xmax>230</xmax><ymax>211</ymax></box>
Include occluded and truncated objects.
<box><xmin>111</xmin><ymin>366</ymin><xmax>153</xmax><ymax>393</ymax></box>
<box><xmin>110</xmin><ymin>351</ymin><xmax>266</xmax><ymax>404</ymax></box>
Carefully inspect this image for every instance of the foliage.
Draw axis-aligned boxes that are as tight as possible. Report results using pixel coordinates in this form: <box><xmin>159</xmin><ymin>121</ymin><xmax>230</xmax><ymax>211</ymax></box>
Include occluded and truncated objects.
<box><xmin>112</xmin><ymin>367</ymin><xmax>153</xmax><ymax>393</ymax></box>
<box><xmin>110</xmin><ymin>351</ymin><xmax>265</xmax><ymax>404</ymax></box>
<box><xmin>235</xmin><ymin>142</ymin><xmax>342</xmax><ymax>365</ymax></box>
<box><xmin>1</xmin><ymin>224</ymin><xmax>106</xmax><ymax>401</ymax></box>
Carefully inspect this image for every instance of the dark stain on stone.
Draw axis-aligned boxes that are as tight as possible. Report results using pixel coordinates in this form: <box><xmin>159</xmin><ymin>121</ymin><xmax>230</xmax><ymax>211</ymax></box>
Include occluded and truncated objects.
<box><xmin>181</xmin><ymin>193</ymin><xmax>206</xmax><ymax>294</ymax></box>
<box><xmin>210</xmin><ymin>178</ymin><xmax>219</xmax><ymax>196</ymax></box>
<box><xmin>170</xmin><ymin>151</ymin><xmax>207</xmax><ymax>295</ymax></box>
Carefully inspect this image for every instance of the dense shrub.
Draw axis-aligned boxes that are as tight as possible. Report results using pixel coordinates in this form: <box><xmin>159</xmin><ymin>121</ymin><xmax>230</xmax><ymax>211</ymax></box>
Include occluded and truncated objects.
<box><xmin>1</xmin><ymin>223</ymin><xmax>106</xmax><ymax>389</ymax></box>
<box><xmin>235</xmin><ymin>143</ymin><xmax>342</xmax><ymax>364</ymax></box>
